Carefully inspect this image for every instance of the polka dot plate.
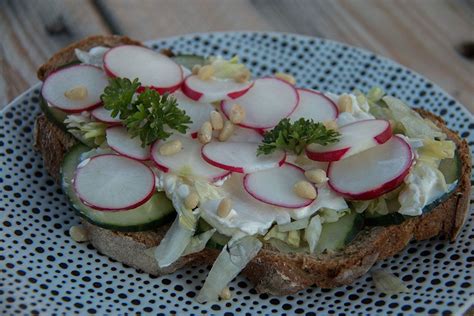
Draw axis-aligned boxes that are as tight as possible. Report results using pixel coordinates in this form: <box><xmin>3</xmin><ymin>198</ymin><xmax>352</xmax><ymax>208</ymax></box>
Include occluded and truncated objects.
<box><xmin>1</xmin><ymin>32</ymin><xmax>473</xmax><ymax>315</ymax></box>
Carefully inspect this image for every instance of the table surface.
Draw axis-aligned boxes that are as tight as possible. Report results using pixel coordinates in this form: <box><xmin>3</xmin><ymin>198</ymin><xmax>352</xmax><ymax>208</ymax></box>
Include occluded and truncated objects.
<box><xmin>1</xmin><ymin>0</ymin><xmax>474</xmax><ymax>112</ymax></box>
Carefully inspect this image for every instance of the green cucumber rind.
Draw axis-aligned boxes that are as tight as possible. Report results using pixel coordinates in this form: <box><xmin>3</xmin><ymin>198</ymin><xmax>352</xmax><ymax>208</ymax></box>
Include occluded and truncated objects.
<box><xmin>39</xmin><ymin>96</ymin><xmax>68</xmax><ymax>131</ymax></box>
<box><xmin>344</xmin><ymin>213</ymin><xmax>364</xmax><ymax>244</ymax></box>
<box><xmin>61</xmin><ymin>144</ymin><xmax>175</xmax><ymax>231</ymax></box>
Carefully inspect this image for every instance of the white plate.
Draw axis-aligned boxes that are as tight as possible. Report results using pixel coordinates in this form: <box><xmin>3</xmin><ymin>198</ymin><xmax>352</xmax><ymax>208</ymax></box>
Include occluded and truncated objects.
<box><xmin>1</xmin><ymin>32</ymin><xmax>473</xmax><ymax>315</ymax></box>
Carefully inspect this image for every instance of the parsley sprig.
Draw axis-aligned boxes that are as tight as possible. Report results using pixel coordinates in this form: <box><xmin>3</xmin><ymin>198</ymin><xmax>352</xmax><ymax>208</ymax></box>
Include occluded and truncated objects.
<box><xmin>257</xmin><ymin>118</ymin><xmax>340</xmax><ymax>156</ymax></box>
<box><xmin>101</xmin><ymin>78</ymin><xmax>192</xmax><ymax>146</ymax></box>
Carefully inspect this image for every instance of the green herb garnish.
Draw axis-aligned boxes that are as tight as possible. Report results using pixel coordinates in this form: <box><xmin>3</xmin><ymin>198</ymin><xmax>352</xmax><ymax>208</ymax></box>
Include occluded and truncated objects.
<box><xmin>257</xmin><ymin>118</ymin><xmax>340</xmax><ymax>156</ymax></box>
<box><xmin>101</xmin><ymin>77</ymin><xmax>192</xmax><ymax>146</ymax></box>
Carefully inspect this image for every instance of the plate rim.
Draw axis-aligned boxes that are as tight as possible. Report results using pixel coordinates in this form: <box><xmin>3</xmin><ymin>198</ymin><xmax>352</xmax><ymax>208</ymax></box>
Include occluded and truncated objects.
<box><xmin>1</xmin><ymin>31</ymin><xmax>472</xmax><ymax>315</ymax></box>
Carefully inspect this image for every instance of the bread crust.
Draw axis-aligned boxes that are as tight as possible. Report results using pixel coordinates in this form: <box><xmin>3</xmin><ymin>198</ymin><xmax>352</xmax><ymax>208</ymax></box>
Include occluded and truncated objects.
<box><xmin>33</xmin><ymin>35</ymin><xmax>472</xmax><ymax>295</ymax></box>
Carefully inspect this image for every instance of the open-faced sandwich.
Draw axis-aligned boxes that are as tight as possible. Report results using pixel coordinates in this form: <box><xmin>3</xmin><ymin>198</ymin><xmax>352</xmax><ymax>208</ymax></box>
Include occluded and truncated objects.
<box><xmin>34</xmin><ymin>35</ymin><xmax>471</xmax><ymax>302</ymax></box>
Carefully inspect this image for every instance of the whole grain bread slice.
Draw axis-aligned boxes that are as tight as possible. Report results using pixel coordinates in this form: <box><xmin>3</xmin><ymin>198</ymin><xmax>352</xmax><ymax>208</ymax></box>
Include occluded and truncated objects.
<box><xmin>33</xmin><ymin>35</ymin><xmax>471</xmax><ymax>295</ymax></box>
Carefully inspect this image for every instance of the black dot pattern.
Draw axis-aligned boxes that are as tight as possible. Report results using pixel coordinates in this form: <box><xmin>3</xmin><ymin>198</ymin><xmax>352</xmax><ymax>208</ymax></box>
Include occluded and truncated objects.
<box><xmin>1</xmin><ymin>32</ymin><xmax>473</xmax><ymax>315</ymax></box>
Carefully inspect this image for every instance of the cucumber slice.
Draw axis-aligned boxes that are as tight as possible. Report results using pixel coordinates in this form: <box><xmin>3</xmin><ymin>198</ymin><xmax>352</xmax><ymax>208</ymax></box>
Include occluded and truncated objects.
<box><xmin>39</xmin><ymin>96</ymin><xmax>68</xmax><ymax>131</ymax></box>
<box><xmin>364</xmin><ymin>212</ymin><xmax>406</xmax><ymax>226</ymax></box>
<box><xmin>197</xmin><ymin>219</ymin><xmax>229</xmax><ymax>249</ymax></box>
<box><xmin>61</xmin><ymin>144</ymin><xmax>175</xmax><ymax>231</ymax></box>
<box><xmin>171</xmin><ymin>54</ymin><xmax>207</xmax><ymax>70</ymax></box>
<box><xmin>365</xmin><ymin>150</ymin><xmax>461</xmax><ymax>226</ymax></box>
<box><xmin>438</xmin><ymin>152</ymin><xmax>461</xmax><ymax>185</ymax></box>
<box><xmin>316</xmin><ymin>212</ymin><xmax>363</xmax><ymax>253</ymax></box>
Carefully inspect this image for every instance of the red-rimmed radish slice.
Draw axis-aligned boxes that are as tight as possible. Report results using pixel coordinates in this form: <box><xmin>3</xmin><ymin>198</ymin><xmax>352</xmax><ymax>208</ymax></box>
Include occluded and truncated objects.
<box><xmin>73</xmin><ymin>154</ymin><xmax>155</xmax><ymax>211</ymax></box>
<box><xmin>201</xmin><ymin>142</ymin><xmax>285</xmax><ymax>173</ymax></box>
<box><xmin>103</xmin><ymin>45</ymin><xmax>183</xmax><ymax>94</ymax></box>
<box><xmin>172</xmin><ymin>90</ymin><xmax>214</xmax><ymax>136</ymax></box>
<box><xmin>91</xmin><ymin>106</ymin><xmax>122</xmax><ymax>124</ymax></box>
<box><xmin>328</xmin><ymin>135</ymin><xmax>413</xmax><ymax>200</ymax></box>
<box><xmin>306</xmin><ymin>119</ymin><xmax>392</xmax><ymax>162</ymax></box>
<box><xmin>289</xmin><ymin>88</ymin><xmax>338</xmax><ymax>122</ymax></box>
<box><xmin>221</xmin><ymin>77</ymin><xmax>299</xmax><ymax>129</ymax></box>
<box><xmin>106</xmin><ymin>126</ymin><xmax>150</xmax><ymax>161</ymax></box>
<box><xmin>150</xmin><ymin>135</ymin><xmax>230</xmax><ymax>182</ymax></box>
<box><xmin>41</xmin><ymin>64</ymin><xmax>108</xmax><ymax>113</ymax></box>
<box><xmin>227</xmin><ymin>127</ymin><xmax>263</xmax><ymax>143</ymax></box>
<box><xmin>182</xmin><ymin>75</ymin><xmax>254</xmax><ymax>103</ymax></box>
<box><xmin>243</xmin><ymin>163</ymin><xmax>315</xmax><ymax>208</ymax></box>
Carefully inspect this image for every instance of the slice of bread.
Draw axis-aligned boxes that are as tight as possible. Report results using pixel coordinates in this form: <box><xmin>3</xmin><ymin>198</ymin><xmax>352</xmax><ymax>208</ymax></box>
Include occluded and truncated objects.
<box><xmin>33</xmin><ymin>35</ymin><xmax>471</xmax><ymax>295</ymax></box>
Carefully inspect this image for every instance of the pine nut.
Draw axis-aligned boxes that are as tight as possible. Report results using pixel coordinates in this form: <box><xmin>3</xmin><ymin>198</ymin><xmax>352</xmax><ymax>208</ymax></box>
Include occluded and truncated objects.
<box><xmin>217</xmin><ymin>198</ymin><xmax>232</xmax><ymax>218</ymax></box>
<box><xmin>64</xmin><ymin>86</ymin><xmax>88</xmax><ymax>100</ymax></box>
<box><xmin>293</xmin><ymin>181</ymin><xmax>317</xmax><ymax>199</ymax></box>
<box><xmin>219</xmin><ymin>287</ymin><xmax>232</xmax><ymax>300</ymax></box>
<box><xmin>197</xmin><ymin>65</ymin><xmax>215</xmax><ymax>81</ymax></box>
<box><xmin>218</xmin><ymin>121</ymin><xmax>235</xmax><ymax>141</ymax></box>
<box><xmin>323</xmin><ymin>120</ymin><xmax>338</xmax><ymax>130</ymax></box>
<box><xmin>191</xmin><ymin>64</ymin><xmax>202</xmax><ymax>75</ymax></box>
<box><xmin>305</xmin><ymin>169</ymin><xmax>327</xmax><ymax>184</ymax></box>
<box><xmin>69</xmin><ymin>225</ymin><xmax>88</xmax><ymax>242</ymax></box>
<box><xmin>198</xmin><ymin>121</ymin><xmax>213</xmax><ymax>144</ymax></box>
<box><xmin>275</xmin><ymin>72</ymin><xmax>296</xmax><ymax>85</ymax></box>
<box><xmin>184</xmin><ymin>192</ymin><xmax>200</xmax><ymax>210</ymax></box>
<box><xmin>159</xmin><ymin>139</ymin><xmax>183</xmax><ymax>156</ymax></box>
<box><xmin>210</xmin><ymin>111</ymin><xmax>224</xmax><ymax>130</ymax></box>
<box><xmin>229</xmin><ymin>104</ymin><xmax>245</xmax><ymax>124</ymax></box>
<box><xmin>234</xmin><ymin>69</ymin><xmax>251</xmax><ymax>83</ymax></box>
<box><xmin>338</xmin><ymin>95</ymin><xmax>353</xmax><ymax>113</ymax></box>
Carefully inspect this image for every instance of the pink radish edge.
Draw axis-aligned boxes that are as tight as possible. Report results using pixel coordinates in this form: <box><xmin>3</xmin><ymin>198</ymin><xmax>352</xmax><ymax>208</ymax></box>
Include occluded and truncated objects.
<box><xmin>149</xmin><ymin>141</ymin><xmax>170</xmax><ymax>173</ymax></box>
<box><xmin>373</xmin><ymin>120</ymin><xmax>393</xmax><ymax>144</ymax></box>
<box><xmin>181</xmin><ymin>75</ymin><xmax>255</xmax><ymax>102</ymax></box>
<box><xmin>243</xmin><ymin>162</ymin><xmax>316</xmax><ymax>209</ymax></box>
<box><xmin>103</xmin><ymin>46</ymin><xmax>184</xmax><ymax>95</ymax></box>
<box><xmin>73</xmin><ymin>154</ymin><xmax>156</xmax><ymax>211</ymax></box>
<box><xmin>327</xmin><ymin>135</ymin><xmax>414</xmax><ymax>200</ymax></box>
<box><xmin>220</xmin><ymin>77</ymin><xmax>300</xmax><ymax>130</ymax></box>
<box><xmin>91</xmin><ymin>110</ymin><xmax>122</xmax><ymax>125</ymax></box>
<box><xmin>105</xmin><ymin>126</ymin><xmax>150</xmax><ymax>161</ymax></box>
<box><xmin>306</xmin><ymin>147</ymin><xmax>350</xmax><ymax>162</ymax></box>
<box><xmin>200</xmin><ymin>145</ymin><xmax>287</xmax><ymax>174</ymax></box>
<box><xmin>41</xmin><ymin>64</ymin><xmax>104</xmax><ymax>113</ymax></box>
<box><xmin>149</xmin><ymin>141</ymin><xmax>231</xmax><ymax>182</ymax></box>
<box><xmin>297</xmin><ymin>88</ymin><xmax>339</xmax><ymax>118</ymax></box>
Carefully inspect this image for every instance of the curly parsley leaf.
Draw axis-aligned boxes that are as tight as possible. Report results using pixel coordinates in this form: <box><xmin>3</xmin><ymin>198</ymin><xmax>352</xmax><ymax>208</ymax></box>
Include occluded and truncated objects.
<box><xmin>101</xmin><ymin>77</ymin><xmax>140</xmax><ymax>119</ymax></box>
<box><xmin>257</xmin><ymin>118</ymin><xmax>340</xmax><ymax>156</ymax></box>
<box><xmin>101</xmin><ymin>77</ymin><xmax>192</xmax><ymax>146</ymax></box>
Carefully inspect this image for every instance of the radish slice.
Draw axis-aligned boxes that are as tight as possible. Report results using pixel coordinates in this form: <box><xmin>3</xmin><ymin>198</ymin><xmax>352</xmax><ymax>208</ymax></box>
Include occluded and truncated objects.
<box><xmin>150</xmin><ymin>135</ymin><xmax>230</xmax><ymax>182</ymax></box>
<box><xmin>103</xmin><ymin>45</ymin><xmax>183</xmax><ymax>94</ymax></box>
<box><xmin>243</xmin><ymin>163</ymin><xmax>315</xmax><ymax>208</ymax></box>
<box><xmin>41</xmin><ymin>65</ymin><xmax>108</xmax><ymax>113</ymax></box>
<box><xmin>328</xmin><ymin>136</ymin><xmax>413</xmax><ymax>200</ymax></box>
<box><xmin>306</xmin><ymin>119</ymin><xmax>392</xmax><ymax>162</ymax></box>
<box><xmin>289</xmin><ymin>88</ymin><xmax>338</xmax><ymax>122</ymax></box>
<box><xmin>172</xmin><ymin>90</ymin><xmax>214</xmax><ymax>136</ymax></box>
<box><xmin>221</xmin><ymin>77</ymin><xmax>299</xmax><ymax>129</ymax></box>
<box><xmin>201</xmin><ymin>142</ymin><xmax>285</xmax><ymax>173</ymax></box>
<box><xmin>182</xmin><ymin>75</ymin><xmax>254</xmax><ymax>103</ymax></box>
<box><xmin>227</xmin><ymin>127</ymin><xmax>263</xmax><ymax>143</ymax></box>
<box><xmin>106</xmin><ymin>126</ymin><xmax>150</xmax><ymax>161</ymax></box>
<box><xmin>91</xmin><ymin>106</ymin><xmax>122</xmax><ymax>124</ymax></box>
<box><xmin>73</xmin><ymin>154</ymin><xmax>155</xmax><ymax>211</ymax></box>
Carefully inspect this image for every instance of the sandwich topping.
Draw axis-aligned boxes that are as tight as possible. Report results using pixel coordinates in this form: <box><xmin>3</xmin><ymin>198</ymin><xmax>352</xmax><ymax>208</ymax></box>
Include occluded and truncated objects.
<box><xmin>41</xmin><ymin>45</ymin><xmax>459</xmax><ymax>302</ymax></box>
